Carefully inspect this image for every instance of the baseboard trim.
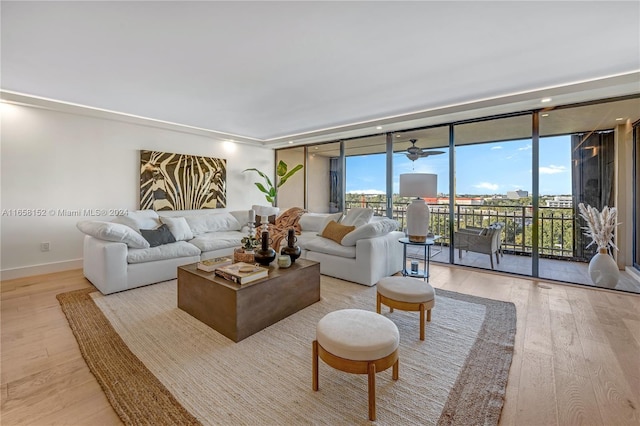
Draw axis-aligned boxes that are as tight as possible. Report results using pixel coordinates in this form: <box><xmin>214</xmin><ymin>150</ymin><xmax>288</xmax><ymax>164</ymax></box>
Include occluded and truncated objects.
<box><xmin>1</xmin><ymin>259</ymin><xmax>83</xmax><ymax>281</ymax></box>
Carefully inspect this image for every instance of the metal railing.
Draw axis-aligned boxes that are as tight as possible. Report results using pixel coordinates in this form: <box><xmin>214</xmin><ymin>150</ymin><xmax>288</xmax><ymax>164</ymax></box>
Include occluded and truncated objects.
<box><xmin>345</xmin><ymin>200</ymin><xmax>582</xmax><ymax>261</ymax></box>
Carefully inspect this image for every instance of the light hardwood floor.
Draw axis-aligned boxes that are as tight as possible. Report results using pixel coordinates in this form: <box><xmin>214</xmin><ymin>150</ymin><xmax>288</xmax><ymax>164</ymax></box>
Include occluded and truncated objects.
<box><xmin>1</xmin><ymin>267</ymin><xmax>639</xmax><ymax>425</ymax></box>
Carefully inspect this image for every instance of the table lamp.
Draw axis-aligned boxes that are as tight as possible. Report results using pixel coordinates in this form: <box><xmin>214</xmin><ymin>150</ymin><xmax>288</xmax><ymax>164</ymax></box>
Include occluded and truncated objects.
<box><xmin>399</xmin><ymin>173</ymin><xmax>437</xmax><ymax>242</ymax></box>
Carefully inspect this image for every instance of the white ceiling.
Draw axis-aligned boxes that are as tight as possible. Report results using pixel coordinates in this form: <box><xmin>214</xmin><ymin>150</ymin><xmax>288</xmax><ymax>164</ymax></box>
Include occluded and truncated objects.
<box><xmin>2</xmin><ymin>1</ymin><xmax>639</xmax><ymax>147</ymax></box>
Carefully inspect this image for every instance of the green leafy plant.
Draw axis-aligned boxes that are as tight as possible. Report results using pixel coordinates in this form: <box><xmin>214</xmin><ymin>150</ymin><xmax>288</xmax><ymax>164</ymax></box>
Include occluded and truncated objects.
<box><xmin>241</xmin><ymin>234</ymin><xmax>259</xmax><ymax>251</ymax></box>
<box><xmin>243</xmin><ymin>160</ymin><xmax>303</xmax><ymax>205</ymax></box>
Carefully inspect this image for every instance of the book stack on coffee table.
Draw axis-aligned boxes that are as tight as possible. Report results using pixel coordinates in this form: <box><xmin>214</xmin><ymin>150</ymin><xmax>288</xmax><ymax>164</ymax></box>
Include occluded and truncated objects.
<box><xmin>214</xmin><ymin>262</ymin><xmax>268</xmax><ymax>284</ymax></box>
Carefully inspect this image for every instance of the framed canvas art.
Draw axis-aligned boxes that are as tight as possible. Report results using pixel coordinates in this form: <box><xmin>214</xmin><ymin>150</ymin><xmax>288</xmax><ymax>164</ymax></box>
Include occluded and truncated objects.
<box><xmin>140</xmin><ymin>150</ymin><xmax>226</xmax><ymax>210</ymax></box>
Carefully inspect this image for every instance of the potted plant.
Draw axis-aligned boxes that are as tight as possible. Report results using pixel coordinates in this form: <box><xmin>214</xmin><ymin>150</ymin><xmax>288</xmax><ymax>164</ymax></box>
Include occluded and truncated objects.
<box><xmin>243</xmin><ymin>160</ymin><xmax>303</xmax><ymax>206</ymax></box>
<box><xmin>578</xmin><ymin>203</ymin><xmax>620</xmax><ymax>288</ymax></box>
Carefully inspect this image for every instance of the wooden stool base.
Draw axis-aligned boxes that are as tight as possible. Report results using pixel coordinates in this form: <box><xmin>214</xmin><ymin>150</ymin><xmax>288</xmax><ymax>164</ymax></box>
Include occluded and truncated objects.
<box><xmin>312</xmin><ymin>340</ymin><xmax>399</xmax><ymax>421</ymax></box>
<box><xmin>376</xmin><ymin>292</ymin><xmax>434</xmax><ymax>340</ymax></box>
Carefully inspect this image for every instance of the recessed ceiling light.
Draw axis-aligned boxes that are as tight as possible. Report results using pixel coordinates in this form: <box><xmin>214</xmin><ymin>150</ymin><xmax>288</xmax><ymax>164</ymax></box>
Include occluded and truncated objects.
<box><xmin>541</xmin><ymin>98</ymin><xmax>552</xmax><ymax>103</ymax></box>
<box><xmin>615</xmin><ymin>117</ymin><xmax>624</xmax><ymax>121</ymax></box>
<box><xmin>541</xmin><ymin>113</ymin><xmax>549</xmax><ymax>117</ymax></box>
<box><xmin>288</xmin><ymin>141</ymin><xmax>293</xmax><ymax>144</ymax></box>
<box><xmin>376</xmin><ymin>126</ymin><xmax>382</xmax><ymax>130</ymax></box>
<box><xmin>314</xmin><ymin>147</ymin><xmax>318</xmax><ymax>150</ymax></box>
<box><xmin>395</xmin><ymin>134</ymin><xmax>401</xmax><ymax>138</ymax></box>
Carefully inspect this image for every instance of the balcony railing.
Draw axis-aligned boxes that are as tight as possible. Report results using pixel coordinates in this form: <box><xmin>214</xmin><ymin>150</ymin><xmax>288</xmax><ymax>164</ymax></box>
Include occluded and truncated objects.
<box><xmin>345</xmin><ymin>200</ymin><xmax>584</xmax><ymax>261</ymax></box>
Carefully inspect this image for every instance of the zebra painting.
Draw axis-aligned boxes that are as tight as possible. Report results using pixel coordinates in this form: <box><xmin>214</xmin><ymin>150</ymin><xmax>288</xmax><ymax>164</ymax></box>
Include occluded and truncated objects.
<box><xmin>140</xmin><ymin>150</ymin><xmax>227</xmax><ymax>210</ymax></box>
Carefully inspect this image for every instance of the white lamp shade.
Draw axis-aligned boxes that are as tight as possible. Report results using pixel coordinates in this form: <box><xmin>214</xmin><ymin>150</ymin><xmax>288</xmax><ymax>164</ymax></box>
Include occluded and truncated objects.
<box><xmin>399</xmin><ymin>174</ymin><xmax>437</xmax><ymax>198</ymax></box>
<box><xmin>399</xmin><ymin>173</ymin><xmax>437</xmax><ymax>242</ymax></box>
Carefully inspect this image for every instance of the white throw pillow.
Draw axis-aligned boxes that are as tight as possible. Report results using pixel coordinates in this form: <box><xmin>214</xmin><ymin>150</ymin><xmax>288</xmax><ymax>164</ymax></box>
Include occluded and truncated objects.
<box><xmin>113</xmin><ymin>210</ymin><xmax>161</xmax><ymax>233</ymax></box>
<box><xmin>159</xmin><ymin>216</ymin><xmax>194</xmax><ymax>241</ymax></box>
<box><xmin>319</xmin><ymin>212</ymin><xmax>344</xmax><ymax>234</ymax></box>
<box><xmin>184</xmin><ymin>212</ymin><xmax>241</xmax><ymax>236</ymax></box>
<box><xmin>340</xmin><ymin>218</ymin><xmax>399</xmax><ymax>246</ymax></box>
<box><xmin>341</xmin><ymin>208</ymin><xmax>373</xmax><ymax>228</ymax></box>
<box><xmin>77</xmin><ymin>221</ymin><xmax>150</xmax><ymax>249</ymax></box>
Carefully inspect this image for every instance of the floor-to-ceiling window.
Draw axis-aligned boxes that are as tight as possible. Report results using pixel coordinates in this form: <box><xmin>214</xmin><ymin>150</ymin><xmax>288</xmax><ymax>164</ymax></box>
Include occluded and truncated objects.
<box><xmin>276</xmin><ymin>95</ymin><xmax>640</xmax><ymax>293</ymax></box>
<box><xmin>343</xmin><ymin>135</ymin><xmax>388</xmax><ymax>216</ymax></box>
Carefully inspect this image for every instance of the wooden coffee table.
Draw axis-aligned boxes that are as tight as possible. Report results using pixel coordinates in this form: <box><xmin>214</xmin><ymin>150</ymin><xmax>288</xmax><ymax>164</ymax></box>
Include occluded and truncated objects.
<box><xmin>177</xmin><ymin>258</ymin><xmax>321</xmax><ymax>342</ymax></box>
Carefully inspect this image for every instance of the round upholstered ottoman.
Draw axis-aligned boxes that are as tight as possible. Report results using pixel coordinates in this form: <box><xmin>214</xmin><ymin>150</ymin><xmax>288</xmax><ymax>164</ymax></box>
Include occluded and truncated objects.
<box><xmin>376</xmin><ymin>276</ymin><xmax>435</xmax><ymax>341</ymax></box>
<box><xmin>312</xmin><ymin>309</ymin><xmax>399</xmax><ymax>421</ymax></box>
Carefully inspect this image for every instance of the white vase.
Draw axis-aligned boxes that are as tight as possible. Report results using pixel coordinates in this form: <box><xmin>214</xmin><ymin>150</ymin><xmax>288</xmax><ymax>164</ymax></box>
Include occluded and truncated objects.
<box><xmin>588</xmin><ymin>248</ymin><xmax>619</xmax><ymax>289</ymax></box>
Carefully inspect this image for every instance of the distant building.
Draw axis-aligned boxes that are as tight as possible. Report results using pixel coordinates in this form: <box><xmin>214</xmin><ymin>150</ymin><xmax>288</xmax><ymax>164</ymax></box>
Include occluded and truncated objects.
<box><xmin>430</xmin><ymin>197</ymin><xmax>484</xmax><ymax>206</ymax></box>
<box><xmin>546</xmin><ymin>196</ymin><xmax>573</xmax><ymax>208</ymax></box>
<box><xmin>507</xmin><ymin>190</ymin><xmax>528</xmax><ymax>199</ymax></box>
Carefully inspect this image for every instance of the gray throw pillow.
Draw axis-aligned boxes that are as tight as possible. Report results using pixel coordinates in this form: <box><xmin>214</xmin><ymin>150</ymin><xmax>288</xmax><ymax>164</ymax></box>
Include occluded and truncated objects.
<box><xmin>140</xmin><ymin>224</ymin><xmax>177</xmax><ymax>247</ymax></box>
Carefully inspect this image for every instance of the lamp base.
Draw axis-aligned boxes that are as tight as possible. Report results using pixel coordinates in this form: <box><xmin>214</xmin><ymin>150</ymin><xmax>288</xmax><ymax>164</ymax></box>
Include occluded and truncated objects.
<box><xmin>406</xmin><ymin>198</ymin><xmax>430</xmax><ymax>243</ymax></box>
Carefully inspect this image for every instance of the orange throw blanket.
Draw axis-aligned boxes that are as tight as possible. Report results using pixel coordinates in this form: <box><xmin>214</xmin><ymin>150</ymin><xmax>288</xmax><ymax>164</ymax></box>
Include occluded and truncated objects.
<box><xmin>255</xmin><ymin>207</ymin><xmax>306</xmax><ymax>252</ymax></box>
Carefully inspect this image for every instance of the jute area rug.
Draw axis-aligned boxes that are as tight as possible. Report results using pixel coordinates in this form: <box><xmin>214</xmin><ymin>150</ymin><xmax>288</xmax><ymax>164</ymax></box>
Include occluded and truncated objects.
<box><xmin>57</xmin><ymin>276</ymin><xmax>516</xmax><ymax>426</ymax></box>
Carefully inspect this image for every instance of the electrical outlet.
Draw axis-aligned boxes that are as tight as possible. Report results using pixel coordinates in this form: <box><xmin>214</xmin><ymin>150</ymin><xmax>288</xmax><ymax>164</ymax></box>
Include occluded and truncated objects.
<box><xmin>40</xmin><ymin>242</ymin><xmax>50</xmax><ymax>252</ymax></box>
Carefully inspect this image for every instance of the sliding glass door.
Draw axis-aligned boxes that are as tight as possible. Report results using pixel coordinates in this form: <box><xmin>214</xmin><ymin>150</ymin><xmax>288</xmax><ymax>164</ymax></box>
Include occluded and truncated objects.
<box><xmin>453</xmin><ymin>115</ymin><xmax>533</xmax><ymax>275</ymax></box>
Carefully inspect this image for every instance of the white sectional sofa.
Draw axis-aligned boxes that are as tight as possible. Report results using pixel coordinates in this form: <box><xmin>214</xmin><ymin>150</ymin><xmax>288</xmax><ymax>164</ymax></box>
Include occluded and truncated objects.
<box><xmin>78</xmin><ymin>208</ymin><xmax>404</xmax><ymax>294</ymax></box>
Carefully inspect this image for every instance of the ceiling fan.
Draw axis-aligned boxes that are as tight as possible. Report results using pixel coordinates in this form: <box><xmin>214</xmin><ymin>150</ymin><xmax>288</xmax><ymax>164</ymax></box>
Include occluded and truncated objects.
<box><xmin>403</xmin><ymin>139</ymin><xmax>445</xmax><ymax>162</ymax></box>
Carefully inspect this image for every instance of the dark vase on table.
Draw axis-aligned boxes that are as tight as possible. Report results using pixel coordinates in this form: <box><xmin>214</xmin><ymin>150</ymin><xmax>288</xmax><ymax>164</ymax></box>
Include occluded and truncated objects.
<box><xmin>254</xmin><ymin>231</ymin><xmax>276</xmax><ymax>266</ymax></box>
<box><xmin>280</xmin><ymin>228</ymin><xmax>301</xmax><ymax>263</ymax></box>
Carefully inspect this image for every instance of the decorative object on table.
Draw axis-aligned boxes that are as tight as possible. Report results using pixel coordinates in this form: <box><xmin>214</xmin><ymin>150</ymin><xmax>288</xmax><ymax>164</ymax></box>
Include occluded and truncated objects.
<box><xmin>241</xmin><ymin>210</ymin><xmax>260</xmax><ymax>252</ymax></box>
<box><xmin>280</xmin><ymin>228</ymin><xmax>302</xmax><ymax>263</ymax></box>
<box><xmin>247</xmin><ymin>209</ymin><xmax>256</xmax><ymax>233</ymax></box>
<box><xmin>140</xmin><ymin>150</ymin><xmax>226</xmax><ymax>210</ymax></box>
<box><xmin>578</xmin><ymin>203</ymin><xmax>620</xmax><ymax>288</ymax></box>
<box><xmin>233</xmin><ymin>247</ymin><xmax>255</xmax><ymax>264</ymax></box>
<box><xmin>254</xmin><ymin>230</ymin><xmax>277</xmax><ymax>266</ymax></box>
<box><xmin>243</xmin><ymin>160</ymin><xmax>303</xmax><ymax>206</ymax></box>
<box><xmin>214</xmin><ymin>262</ymin><xmax>268</xmax><ymax>284</ymax></box>
<box><xmin>277</xmin><ymin>254</ymin><xmax>292</xmax><ymax>268</ymax></box>
<box><xmin>197</xmin><ymin>256</ymin><xmax>232</xmax><ymax>272</ymax></box>
<box><xmin>254</xmin><ymin>207</ymin><xmax>306</xmax><ymax>252</ymax></box>
<box><xmin>252</xmin><ymin>205</ymin><xmax>280</xmax><ymax>233</ymax></box>
<box><xmin>399</xmin><ymin>173</ymin><xmax>437</xmax><ymax>242</ymax></box>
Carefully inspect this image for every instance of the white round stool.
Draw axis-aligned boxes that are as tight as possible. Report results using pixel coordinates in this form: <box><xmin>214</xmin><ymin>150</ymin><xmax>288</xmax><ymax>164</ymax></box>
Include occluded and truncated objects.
<box><xmin>376</xmin><ymin>276</ymin><xmax>435</xmax><ymax>341</ymax></box>
<box><xmin>312</xmin><ymin>309</ymin><xmax>399</xmax><ymax>421</ymax></box>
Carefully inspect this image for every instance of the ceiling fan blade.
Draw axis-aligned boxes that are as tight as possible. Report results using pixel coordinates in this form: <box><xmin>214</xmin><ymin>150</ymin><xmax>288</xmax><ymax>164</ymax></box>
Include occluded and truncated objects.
<box><xmin>418</xmin><ymin>150</ymin><xmax>445</xmax><ymax>157</ymax></box>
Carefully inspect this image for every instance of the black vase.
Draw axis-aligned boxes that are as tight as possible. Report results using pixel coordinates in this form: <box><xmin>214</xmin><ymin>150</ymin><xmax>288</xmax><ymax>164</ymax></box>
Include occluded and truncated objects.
<box><xmin>280</xmin><ymin>228</ymin><xmax>301</xmax><ymax>263</ymax></box>
<box><xmin>254</xmin><ymin>231</ymin><xmax>276</xmax><ymax>266</ymax></box>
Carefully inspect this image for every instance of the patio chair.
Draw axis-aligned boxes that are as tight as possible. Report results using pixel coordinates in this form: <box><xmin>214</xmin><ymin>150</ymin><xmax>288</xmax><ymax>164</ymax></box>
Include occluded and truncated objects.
<box><xmin>454</xmin><ymin>223</ymin><xmax>504</xmax><ymax>269</ymax></box>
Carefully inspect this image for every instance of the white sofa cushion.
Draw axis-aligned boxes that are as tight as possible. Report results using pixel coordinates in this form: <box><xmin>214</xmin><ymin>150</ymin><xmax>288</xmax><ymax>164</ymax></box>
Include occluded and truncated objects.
<box><xmin>341</xmin><ymin>218</ymin><xmax>399</xmax><ymax>247</ymax></box>
<box><xmin>113</xmin><ymin>210</ymin><xmax>161</xmax><ymax>232</ymax></box>
<box><xmin>184</xmin><ymin>213</ymin><xmax>241</xmax><ymax>236</ymax></box>
<box><xmin>229</xmin><ymin>210</ymin><xmax>252</xmax><ymax>228</ymax></box>
<box><xmin>341</xmin><ymin>208</ymin><xmax>373</xmax><ymax>228</ymax></box>
<box><xmin>127</xmin><ymin>241</ymin><xmax>201</xmax><ymax>264</ymax></box>
<box><xmin>305</xmin><ymin>237</ymin><xmax>356</xmax><ymax>259</ymax></box>
<box><xmin>77</xmin><ymin>220</ymin><xmax>150</xmax><ymax>249</ymax></box>
<box><xmin>298</xmin><ymin>212</ymin><xmax>341</xmax><ymax>233</ymax></box>
<box><xmin>159</xmin><ymin>216</ymin><xmax>194</xmax><ymax>241</ymax></box>
<box><xmin>188</xmin><ymin>231</ymin><xmax>243</xmax><ymax>252</ymax></box>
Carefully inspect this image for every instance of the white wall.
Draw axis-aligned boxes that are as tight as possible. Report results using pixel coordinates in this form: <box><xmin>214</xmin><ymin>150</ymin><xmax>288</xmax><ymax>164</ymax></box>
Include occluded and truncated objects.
<box><xmin>0</xmin><ymin>102</ymin><xmax>274</xmax><ymax>279</ymax></box>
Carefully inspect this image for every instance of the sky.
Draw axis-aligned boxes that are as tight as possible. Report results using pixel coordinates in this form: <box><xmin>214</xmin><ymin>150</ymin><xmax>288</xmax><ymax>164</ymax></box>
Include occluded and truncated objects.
<box><xmin>346</xmin><ymin>135</ymin><xmax>572</xmax><ymax>196</ymax></box>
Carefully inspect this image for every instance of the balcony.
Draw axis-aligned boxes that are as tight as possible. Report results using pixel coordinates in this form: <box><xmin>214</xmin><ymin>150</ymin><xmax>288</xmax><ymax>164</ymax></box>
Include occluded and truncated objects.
<box><xmin>345</xmin><ymin>200</ymin><xmax>640</xmax><ymax>293</ymax></box>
